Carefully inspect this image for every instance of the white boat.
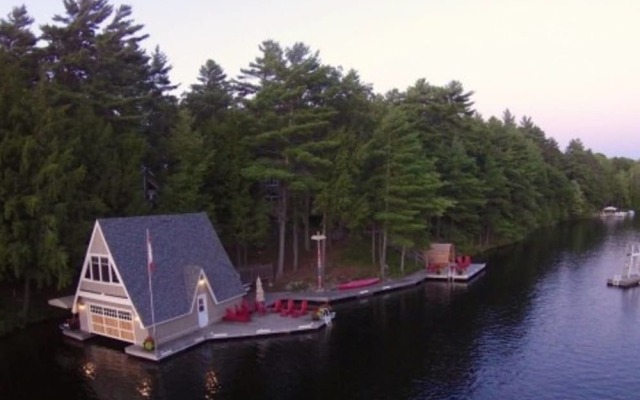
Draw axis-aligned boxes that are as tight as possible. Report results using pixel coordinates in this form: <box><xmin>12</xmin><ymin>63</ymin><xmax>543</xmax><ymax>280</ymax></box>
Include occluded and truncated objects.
<box><xmin>315</xmin><ymin>306</ymin><xmax>336</xmax><ymax>325</ymax></box>
<box><xmin>600</xmin><ymin>206</ymin><xmax>633</xmax><ymax>218</ymax></box>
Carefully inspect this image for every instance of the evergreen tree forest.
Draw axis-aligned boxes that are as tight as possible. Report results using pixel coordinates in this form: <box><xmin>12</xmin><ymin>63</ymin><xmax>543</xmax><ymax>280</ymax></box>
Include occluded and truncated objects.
<box><xmin>2</xmin><ymin>1</ymin><xmax>640</xmax><ymax>317</ymax></box>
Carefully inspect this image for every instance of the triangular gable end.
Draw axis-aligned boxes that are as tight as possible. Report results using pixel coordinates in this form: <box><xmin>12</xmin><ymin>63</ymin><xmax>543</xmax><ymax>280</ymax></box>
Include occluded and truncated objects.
<box><xmin>72</xmin><ymin>222</ymin><xmax>143</xmax><ymax>324</ymax></box>
<box><xmin>190</xmin><ymin>270</ymin><xmax>242</xmax><ymax>312</ymax></box>
<box><xmin>72</xmin><ymin>221</ymin><xmax>100</xmax><ymax>313</ymax></box>
<box><xmin>189</xmin><ymin>270</ymin><xmax>218</xmax><ymax>312</ymax></box>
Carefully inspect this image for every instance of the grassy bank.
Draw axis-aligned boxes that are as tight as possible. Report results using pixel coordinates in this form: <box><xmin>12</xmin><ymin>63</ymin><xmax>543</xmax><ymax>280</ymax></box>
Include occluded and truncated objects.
<box><xmin>272</xmin><ymin>236</ymin><xmax>426</xmax><ymax>291</ymax></box>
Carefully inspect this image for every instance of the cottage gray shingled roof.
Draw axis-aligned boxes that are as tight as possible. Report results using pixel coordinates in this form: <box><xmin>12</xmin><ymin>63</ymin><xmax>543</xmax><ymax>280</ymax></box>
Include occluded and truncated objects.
<box><xmin>98</xmin><ymin>212</ymin><xmax>245</xmax><ymax>327</ymax></box>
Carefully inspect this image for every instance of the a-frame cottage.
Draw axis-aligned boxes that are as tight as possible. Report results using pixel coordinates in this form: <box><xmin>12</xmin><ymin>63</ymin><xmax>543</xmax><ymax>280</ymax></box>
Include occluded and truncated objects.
<box><xmin>65</xmin><ymin>212</ymin><xmax>245</xmax><ymax>347</ymax></box>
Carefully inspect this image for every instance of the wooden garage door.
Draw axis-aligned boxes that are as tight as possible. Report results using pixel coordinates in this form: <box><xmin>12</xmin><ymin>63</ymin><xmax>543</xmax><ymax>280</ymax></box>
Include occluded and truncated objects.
<box><xmin>89</xmin><ymin>304</ymin><xmax>135</xmax><ymax>343</ymax></box>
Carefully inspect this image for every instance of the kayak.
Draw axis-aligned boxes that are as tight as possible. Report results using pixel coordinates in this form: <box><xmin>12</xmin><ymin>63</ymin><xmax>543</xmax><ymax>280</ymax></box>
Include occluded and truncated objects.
<box><xmin>337</xmin><ymin>278</ymin><xmax>381</xmax><ymax>290</ymax></box>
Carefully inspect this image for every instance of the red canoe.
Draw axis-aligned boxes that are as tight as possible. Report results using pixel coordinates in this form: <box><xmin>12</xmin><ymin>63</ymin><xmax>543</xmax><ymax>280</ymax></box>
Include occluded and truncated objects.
<box><xmin>337</xmin><ymin>278</ymin><xmax>381</xmax><ymax>290</ymax></box>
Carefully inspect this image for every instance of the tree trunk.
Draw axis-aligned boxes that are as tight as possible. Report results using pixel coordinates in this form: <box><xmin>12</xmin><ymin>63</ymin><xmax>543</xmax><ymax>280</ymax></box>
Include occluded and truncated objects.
<box><xmin>303</xmin><ymin>194</ymin><xmax>310</xmax><ymax>251</ymax></box>
<box><xmin>378</xmin><ymin>228</ymin><xmax>385</xmax><ymax>265</ymax></box>
<box><xmin>242</xmin><ymin>243</ymin><xmax>248</xmax><ymax>267</ymax></box>
<box><xmin>380</xmin><ymin>229</ymin><xmax>388</xmax><ymax>278</ymax></box>
<box><xmin>484</xmin><ymin>224</ymin><xmax>491</xmax><ymax>247</ymax></box>
<box><xmin>400</xmin><ymin>246</ymin><xmax>406</xmax><ymax>275</ymax></box>
<box><xmin>292</xmin><ymin>207</ymin><xmax>299</xmax><ymax>272</ymax></box>
<box><xmin>21</xmin><ymin>276</ymin><xmax>31</xmax><ymax>325</ymax></box>
<box><xmin>371</xmin><ymin>225</ymin><xmax>376</xmax><ymax>267</ymax></box>
<box><xmin>323</xmin><ymin>211</ymin><xmax>330</xmax><ymax>251</ymax></box>
<box><xmin>450</xmin><ymin>218</ymin><xmax>454</xmax><ymax>241</ymax></box>
<box><xmin>276</xmin><ymin>186</ymin><xmax>288</xmax><ymax>279</ymax></box>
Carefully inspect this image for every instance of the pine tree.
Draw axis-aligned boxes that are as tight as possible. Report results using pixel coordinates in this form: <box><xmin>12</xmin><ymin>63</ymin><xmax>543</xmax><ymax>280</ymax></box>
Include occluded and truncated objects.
<box><xmin>182</xmin><ymin>58</ymin><xmax>268</xmax><ymax>266</ymax></box>
<box><xmin>158</xmin><ymin>110</ymin><xmax>212</xmax><ymax>214</ymax></box>
<box><xmin>238</xmin><ymin>40</ymin><xmax>337</xmax><ymax>277</ymax></box>
<box><xmin>0</xmin><ymin>6</ymin><xmax>84</xmax><ymax>318</ymax></box>
<box><xmin>435</xmin><ymin>136</ymin><xmax>486</xmax><ymax>245</ymax></box>
<box><xmin>366</xmin><ymin>105</ymin><xmax>449</xmax><ymax>277</ymax></box>
<box><xmin>315</xmin><ymin>69</ymin><xmax>374</xmax><ymax>238</ymax></box>
<box><xmin>183</xmin><ymin>59</ymin><xmax>233</xmax><ymax>128</ymax></box>
<box><xmin>142</xmin><ymin>46</ymin><xmax>179</xmax><ymax>172</ymax></box>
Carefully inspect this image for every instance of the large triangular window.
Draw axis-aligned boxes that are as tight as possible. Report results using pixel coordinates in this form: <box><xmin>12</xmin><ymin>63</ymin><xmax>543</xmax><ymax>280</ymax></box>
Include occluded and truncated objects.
<box><xmin>111</xmin><ymin>265</ymin><xmax>120</xmax><ymax>283</ymax></box>
<box><xmin>85</xmin><ymin>256</ymin><xmax>119</xmax><ymax>284</ymax></box>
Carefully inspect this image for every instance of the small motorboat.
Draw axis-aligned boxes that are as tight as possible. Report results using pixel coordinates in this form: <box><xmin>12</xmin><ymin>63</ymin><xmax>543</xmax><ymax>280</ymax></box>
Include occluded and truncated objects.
<box><xmin>337</xmin><ymin>277</ymin><xmax>381</xmax><ymax>290</ymax></box>
<box><xmin>314</xmin><ymin>305</ymin><xmax>336</xmax><ymax>325</ymax></box>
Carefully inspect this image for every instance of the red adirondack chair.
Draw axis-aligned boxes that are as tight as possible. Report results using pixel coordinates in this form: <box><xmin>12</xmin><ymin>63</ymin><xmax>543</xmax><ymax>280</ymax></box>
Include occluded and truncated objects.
<box><xmin>223</xmin><ymin>307</ymin><xmax>236</xmax><ymax>321</ymax></box>
<box><xmin>270</xmin><ymin>299</ymin><xmax>283</xmax><ymax>313</ymax></box>
<box><xmin>224</xmin><ymin>307</ymin><xmax>250</xmax><ymax>322</ymax></box>
<box><xmin>280</xmin><ymin>299</ymin><xmax>295</xmax><ymax>317</ymax></box>
<box><xmin>241</xmin><ymin>299</ymin><xmax>252</xmax><ymax>315</ymax></box>
<box><xmin>235</xmin><ymin>304</ymin><xmax>251</xmax><ymax>320</ymax></box>
<box><xmin>255</xmin><ymin>301</ymin><xmax>267</xmax><ymax>315</ymax></box>
<box><xmin>291</xmin><ymin>300</ymin><xmax>308</xmax><ymax>318</ymax></box>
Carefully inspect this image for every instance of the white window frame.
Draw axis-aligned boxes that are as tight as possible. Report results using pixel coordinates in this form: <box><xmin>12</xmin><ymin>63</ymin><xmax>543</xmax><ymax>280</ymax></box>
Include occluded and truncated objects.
<box><xmin>84</xmin><ymin>255</ymin><xmax>121</xmax><ymax>285</ymax></box>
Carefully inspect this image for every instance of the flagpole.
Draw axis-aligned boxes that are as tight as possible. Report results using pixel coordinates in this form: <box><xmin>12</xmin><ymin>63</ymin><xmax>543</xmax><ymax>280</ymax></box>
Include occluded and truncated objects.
<box><xmin>146</xmin><ymin>229</ymin><xmax>156</xmax><ymax>346</ymax></box>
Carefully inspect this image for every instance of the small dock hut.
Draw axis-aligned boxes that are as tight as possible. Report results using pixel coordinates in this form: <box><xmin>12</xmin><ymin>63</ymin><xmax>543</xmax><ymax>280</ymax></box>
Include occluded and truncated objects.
<box><xmin>424</xmin><ymin>243</ymin><xmax>455</xmax><ymax>269</ymax></box>
<box><xmin>423</xmin><ymin>243</ymin><xmax>488</xmax><ymax>281</ymax></box>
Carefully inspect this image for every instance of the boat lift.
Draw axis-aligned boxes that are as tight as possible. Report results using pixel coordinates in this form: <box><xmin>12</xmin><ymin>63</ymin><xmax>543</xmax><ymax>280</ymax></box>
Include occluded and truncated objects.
<box><xmin>608</xmin><ymin>243</ymin><xmax>640</xmax><ymax>288</ymax></box>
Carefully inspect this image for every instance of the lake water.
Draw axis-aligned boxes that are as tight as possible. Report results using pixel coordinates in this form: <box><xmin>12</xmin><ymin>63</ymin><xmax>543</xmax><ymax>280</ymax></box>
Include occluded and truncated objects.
<box><xmin>2</xmin><ymin>218</ymin><xmax>640</xmax><ymax>399</ymax></box>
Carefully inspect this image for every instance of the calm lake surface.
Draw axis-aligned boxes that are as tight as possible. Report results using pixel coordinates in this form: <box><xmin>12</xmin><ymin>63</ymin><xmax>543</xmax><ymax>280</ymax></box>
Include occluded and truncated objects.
<box><xmin>2</xmin><ymin>218</ymin><xmax>640</xmax><ymax>400</ymax></box>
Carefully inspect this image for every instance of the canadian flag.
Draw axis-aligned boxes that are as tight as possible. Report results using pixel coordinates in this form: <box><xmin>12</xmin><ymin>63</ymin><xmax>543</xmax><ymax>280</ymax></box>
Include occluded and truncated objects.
<box><xmin>147</xmin><ymin>229</ymin><xmax>155</xmax><ymax>273</ymax></box>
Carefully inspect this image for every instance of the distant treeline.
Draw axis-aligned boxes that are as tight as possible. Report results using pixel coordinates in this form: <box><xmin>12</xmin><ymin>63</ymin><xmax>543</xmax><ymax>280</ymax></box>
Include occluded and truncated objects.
<box><xmin>1</xmin><ymin>0</ymin><xmax>639</xmax><ymax>306</ymax></box>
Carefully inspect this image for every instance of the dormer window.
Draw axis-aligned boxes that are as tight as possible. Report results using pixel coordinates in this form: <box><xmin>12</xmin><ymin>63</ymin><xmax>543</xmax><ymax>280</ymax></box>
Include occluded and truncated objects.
<box><xmin>84</xmin><ymin>256</ymin><xmax>119</xmax><ymax>283</ymax></box>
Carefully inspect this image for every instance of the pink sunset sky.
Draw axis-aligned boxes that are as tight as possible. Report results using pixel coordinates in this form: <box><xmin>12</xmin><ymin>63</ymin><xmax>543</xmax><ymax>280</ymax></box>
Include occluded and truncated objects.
<box><xmin>9</xmin><ymin>0</ymin><xmax>640</xmax><ymax>159</ymax></box>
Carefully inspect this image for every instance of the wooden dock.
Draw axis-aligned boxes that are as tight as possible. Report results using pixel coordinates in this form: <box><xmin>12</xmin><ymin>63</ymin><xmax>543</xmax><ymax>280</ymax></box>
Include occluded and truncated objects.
<box><xmin>64</xmin><ymin>265</ymin><xmax>488</xmax><ymax>362</ymax></box>
<box><xmin>425</xmin><ymin>263</ymin><xmax>487</xmax><ymax>281</ymax></box>
<box><xmin>268</xmin><ymin>269</ymin><xmax>431</xmax><ymax>304</ymax></box>
<box><xmin>125</xmin><ymin>312</ymin><xmax>328</xmax><ymax>361</ymax></box>
<box><xmin>126</xmin><ymin>267</ymin><xmax>472</xmax><ymax>361</ymax></box>
<box><xmin>62</xmin><ymin>329</ymin><xmax>95</xmax><ymax>341</ymax></box>
<box><xmin>607</xmin><ymin>275</ymin><xmax>640</xmax><ymax>288</ymax></box>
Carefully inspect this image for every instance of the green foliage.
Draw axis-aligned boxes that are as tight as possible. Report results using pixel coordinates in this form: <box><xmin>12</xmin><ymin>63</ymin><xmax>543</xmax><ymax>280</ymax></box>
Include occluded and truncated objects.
<box><xmin>365</xmin><ymin>105</ymin><xmax>450</xmax><ymax>276</ymax></box>
<box><xmin>182</xmin><ymin>58</ymin><xmax>268</xmax><ymax>265</ymax></box>
<box><xmin>158</xmin><ymin>110</ymin><xmax>213</xmax><ymax>214</ymax></box>
<box><xmin>1</xmin><ymin>0</ymin><xmax>640</xmax><ymax>306</ymax></box>
<box><xmin>0</xmin><ymin>0</ymin><xmax>177</xmax><ymax>320</ymax></box>
<box><xmin>238</xmin><ymin>40</ymin><xmax>339</xmax><ymax>277</ymax></box>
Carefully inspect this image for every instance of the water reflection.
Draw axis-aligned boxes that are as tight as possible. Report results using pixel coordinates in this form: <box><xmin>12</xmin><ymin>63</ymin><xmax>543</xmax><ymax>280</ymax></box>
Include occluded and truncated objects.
<box><xmin>78</xmin><ymin>343</ymin><xmax>157</xmax><ymax>399</ymax></box>
<box><xmin>204</xmin><ymin>370</ymin><xmax>221</xmax><ymax>400</ymax></box>
<box><xmin>136</xmin><ymin>377</ymin><xmax>152</xmax><ymax>399</ymax></box>
<box><xmin>619</xmin><ymin>286</ymin><xmax>640</xmax><ymax>315</ymax></box>
<box><xmin>81</xmin><ymin>362</ymin><xmax>96</xmax><ymax>380</ymax></box>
